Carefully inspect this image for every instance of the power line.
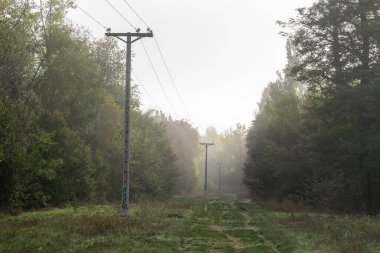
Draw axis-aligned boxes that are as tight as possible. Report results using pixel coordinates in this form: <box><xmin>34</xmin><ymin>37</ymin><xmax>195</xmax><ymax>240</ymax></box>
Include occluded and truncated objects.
<box><xmin>132</xmin><ymin>71</ymin><xmax>158</xmax><ymax>107</ymax></box>
<box><xmin>102</xmin><ymin>0</ymin><xmax>189</xmax><ymax>121</ymax></box>
<box><xmin>119</xmin><ymin>0</ymin><xmax>191</xmax><ymax>120</ymax></box>
<box><xmin>76</xmin><ymin>5</ymin><xmax>107</xmax><ymax>29</ymax></box>
<box><xmin>134</xmin><ymin>71</ymin><xmax>195</xmax><ymax>139</ymax></box>
<box><xmin>153</xmin><ymin>36</ymin><xmax>192</xmax><ymax>120</ymax></box>
<box><xmin>121</xmin><ymin>0</ymin><xmax>150</xmax><ymax>29</ymax></box>
<box><xmin>104</xmin><ymin>0</ymin><xmax>137</xmax><ymax>30</ymax></box>
<box><xmin>140</xmin><ymin>40</ymin><xmax>179</xmax><ymax>118</ymax></box>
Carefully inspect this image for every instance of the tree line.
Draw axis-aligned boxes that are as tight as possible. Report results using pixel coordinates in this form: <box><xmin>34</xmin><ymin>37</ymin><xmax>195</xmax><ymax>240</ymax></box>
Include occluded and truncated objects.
<box><xmin>244</xmin><ymin>0</ymin><xmax>380</xmax><ymax>215</ymax></box>
<box><xmin>0</xmin><ymin>0</ymin><xmax>199</xmax><ymax>212</ymax></box>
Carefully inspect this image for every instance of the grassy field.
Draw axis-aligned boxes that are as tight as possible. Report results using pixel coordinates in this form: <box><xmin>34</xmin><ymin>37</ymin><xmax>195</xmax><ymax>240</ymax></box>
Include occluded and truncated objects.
<box><xmin>1</xmin><ymin>196</ymin><xmax>380</xmax><ymax>252</ymax></box>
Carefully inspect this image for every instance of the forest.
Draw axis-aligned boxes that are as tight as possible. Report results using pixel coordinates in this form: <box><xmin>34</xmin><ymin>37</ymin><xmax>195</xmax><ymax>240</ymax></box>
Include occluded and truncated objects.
<box><xmin>244</xmin><ymin>0</ymin><xmax>380</xmax><ymax>215</ymax></box>
<box><xmin>0</xmin><ymin>0</ymin><xmax>247</xmax><ymax>213</ymax></box>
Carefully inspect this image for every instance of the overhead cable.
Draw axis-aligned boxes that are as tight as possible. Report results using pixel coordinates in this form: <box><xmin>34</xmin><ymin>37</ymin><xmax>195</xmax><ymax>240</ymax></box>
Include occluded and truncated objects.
<box><xmin>132</xmin><ymin>71</ymin><xmax>158</xmax><ymax>107</ymax></box>
<box><xmin>121</xmin><ymin>0</ymin><xmax>151</xmax><ymax>29</ymax></box>
<box><xmin>76</xmin><ymin>5</ymin><xmax>107</xmax><ymax>29</ymax></box>
<box><xmin>140</xmin><ymin>40</ymin><xmax>179</xmax><ymax>118</ymax></box>
<box><xmin>114</xmin><ymin>0</ymin><xmax>192</xmax><ymax>121</ymax></box>
<box><xmin>104</xmin><ymin>0</ymin><xmax>137</xmax><ymax>30</ymax></box>
<box><xmin>153</xmin><ymin>37</ymin><xmax>192</xmax><ymax>120</ymax></box>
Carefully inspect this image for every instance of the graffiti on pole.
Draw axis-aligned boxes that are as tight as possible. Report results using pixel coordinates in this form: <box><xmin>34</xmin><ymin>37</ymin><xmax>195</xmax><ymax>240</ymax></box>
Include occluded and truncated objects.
<box><xmin>122</xmin><ymin>186</ymin><xmax>128</xmax><ymax>210</ymax></box>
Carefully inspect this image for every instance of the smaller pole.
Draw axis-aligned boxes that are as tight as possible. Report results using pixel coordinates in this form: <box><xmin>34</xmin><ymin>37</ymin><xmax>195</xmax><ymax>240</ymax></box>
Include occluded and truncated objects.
<box><xmin>218</xmin><ymin>162</ymin><xmax>221</xmax><ymax>194</ymax></box>
<box><xmin>205</xmin><ymin>145</ymin><xmax>208</xmax><ymax>210</ymax></box>
<box><xmin>200</xmin><ymin>142</ymin><xmax>214</xmax><ymax>211</ymax></box>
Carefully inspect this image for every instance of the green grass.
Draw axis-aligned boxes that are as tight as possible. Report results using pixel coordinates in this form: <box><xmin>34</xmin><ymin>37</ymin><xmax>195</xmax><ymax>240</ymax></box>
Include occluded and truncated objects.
<box><xmin>0</xmin><ymin>201</ymin><xmax>189</xmax><ymax>253</ymax></box>
<box><xmin>1</xmin><ymin>197</ymin><xmax>380</xmax><ymax>252</ymax></box>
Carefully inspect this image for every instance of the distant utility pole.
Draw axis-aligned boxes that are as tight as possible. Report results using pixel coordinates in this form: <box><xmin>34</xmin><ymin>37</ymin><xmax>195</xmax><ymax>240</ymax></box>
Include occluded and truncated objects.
<box><xmin>218</xmin><ymin>162</ymin><xmax>223</xmax><ymax>194</ymax></box>
<box><xmin>200</xmin><ymin>142</ymin><xmax>214</xmax><ymax>211</ymax></box>
<box><xmin>106</xmin><ymin>29</ymin><xmax>153</xmax><ymax>215</ymax></box>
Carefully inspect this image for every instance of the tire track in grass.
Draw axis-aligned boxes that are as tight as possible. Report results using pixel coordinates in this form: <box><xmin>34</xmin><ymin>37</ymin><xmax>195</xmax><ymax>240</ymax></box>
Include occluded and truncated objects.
<box><xmin>184</xmin><ymin>197</ymin><xmax>281</xmax><ymax>252</ymax></box>
<box><xmin>239</xmin><ymin>208</ymin><xmax>281</xmax><ymax>253</ymax></box>
<box><xmin>210</xmin><ymin>224</ymin><xmax>246</xmax><ymax>250</ymax></box>
<box><xmin>210</xmin><ymin>198</ymin><xmax>247</xmax><ymax>251</ymax></box>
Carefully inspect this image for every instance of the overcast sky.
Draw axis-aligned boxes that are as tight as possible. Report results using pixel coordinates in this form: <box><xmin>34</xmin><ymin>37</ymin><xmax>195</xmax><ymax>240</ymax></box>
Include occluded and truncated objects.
<box><xmin>67</xmin><ymin>0</ymin><xmax>315</xmax><ymax>134</ymax></box>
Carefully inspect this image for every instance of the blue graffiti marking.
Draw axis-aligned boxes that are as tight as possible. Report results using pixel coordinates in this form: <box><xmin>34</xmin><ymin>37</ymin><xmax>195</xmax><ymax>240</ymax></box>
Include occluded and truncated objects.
<box><xmin>122</xmin><ymin>187</ymin><xmax>128</xmax><ymax>209</ymax></box>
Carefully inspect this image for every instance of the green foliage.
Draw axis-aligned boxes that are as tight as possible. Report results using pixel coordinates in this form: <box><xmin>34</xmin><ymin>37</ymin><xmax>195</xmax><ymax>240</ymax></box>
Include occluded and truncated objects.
<box><xmin>244</xmin><ymin>69</ymin><xmax>306</xmax><ymax>201</ymax></box>
<box><xmin>153</xmin><ymin>111</ymin><xmax>200</xmax><ymax>195</ymax></box>
<box><xmin>0</xmin><ymin>0</ymin><xmax>180</xmax><ymax>211</ymax></box>
<box><xmin>129</xmin><ymin>111</ymin><xmax>178</xmax><ymax>200</ymax></box>
<box><xmin>245</xmin><ymin>0</ymin><xmax>380</xmax><ymax>214</ymax></box>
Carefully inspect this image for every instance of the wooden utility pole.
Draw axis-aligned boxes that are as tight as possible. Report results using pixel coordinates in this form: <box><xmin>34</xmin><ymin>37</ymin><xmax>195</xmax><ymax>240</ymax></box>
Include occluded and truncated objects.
<box><xmin>105</xmin><ymin>30</ymin><xmax>153</xmax><ymax>215</ymax></box>
<box><xmin>218</xmin><ymin>162</ymin><xmax>223</xmax><ymax>194</ymax></box>
<box><xmin>200</xmin><ymin>142</ymin><xmax>214</xmax><ymax>211</ymax></box>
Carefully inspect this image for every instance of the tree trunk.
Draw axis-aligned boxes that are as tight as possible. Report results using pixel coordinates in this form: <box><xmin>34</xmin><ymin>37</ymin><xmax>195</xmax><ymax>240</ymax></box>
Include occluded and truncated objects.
<box><xmin>359</xmin><ymin>153</ymin><xmax>373</xmax><ymax>215</ymax></box>
<box><xmin>359</xmin><ymin>0</ymin><xmax>370</xmax><ymax>86</ymax></box>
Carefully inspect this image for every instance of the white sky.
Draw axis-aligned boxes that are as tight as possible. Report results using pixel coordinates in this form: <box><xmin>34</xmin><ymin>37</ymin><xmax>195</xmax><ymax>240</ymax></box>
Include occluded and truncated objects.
<box><xmin>67</xmin><ymin>0</ymin><xmax>315</xmax><ymax>134</ymax></box>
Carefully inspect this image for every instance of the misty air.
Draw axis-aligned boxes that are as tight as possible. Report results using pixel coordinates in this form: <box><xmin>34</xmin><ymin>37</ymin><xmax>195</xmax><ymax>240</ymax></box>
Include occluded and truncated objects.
<box><xmin>1</xmin><ymin>0</ymin><xmax>380</xmax><ymax>252</ymax></box>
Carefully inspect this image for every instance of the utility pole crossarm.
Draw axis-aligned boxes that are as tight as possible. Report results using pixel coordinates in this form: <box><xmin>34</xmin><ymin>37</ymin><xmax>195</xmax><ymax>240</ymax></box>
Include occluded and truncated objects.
<box><xmin>200</xmin><ymin>142</ymin><xmax>214</xmax><ymax>147</ymax></box>
<box><xmin>105</xmin><ymin>32</ymin><xmax>153</xmax><ymax>38</ymax></box>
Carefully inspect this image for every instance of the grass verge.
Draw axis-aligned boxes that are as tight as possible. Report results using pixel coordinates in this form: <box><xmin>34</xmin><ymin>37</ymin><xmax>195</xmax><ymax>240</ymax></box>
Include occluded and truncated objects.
<box><xmin>1</xmin><ymin>196</ymin><xmax>380</xmax><ymax>252</ymax></box>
